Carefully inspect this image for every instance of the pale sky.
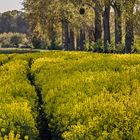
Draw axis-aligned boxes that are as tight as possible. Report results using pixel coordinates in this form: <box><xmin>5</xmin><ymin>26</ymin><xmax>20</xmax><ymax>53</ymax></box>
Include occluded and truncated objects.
<box><xmin>0</xmin><ymin>0</ymin><xmax>23</xmax><ymax>13</ymax></box>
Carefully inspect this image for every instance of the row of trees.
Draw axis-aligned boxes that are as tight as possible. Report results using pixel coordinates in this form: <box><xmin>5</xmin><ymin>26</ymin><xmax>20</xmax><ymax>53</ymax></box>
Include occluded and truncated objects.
<box><xmin>24</xmin><ymin>0</ymin><xmax>140</xmax><ymax>53</ymax></box>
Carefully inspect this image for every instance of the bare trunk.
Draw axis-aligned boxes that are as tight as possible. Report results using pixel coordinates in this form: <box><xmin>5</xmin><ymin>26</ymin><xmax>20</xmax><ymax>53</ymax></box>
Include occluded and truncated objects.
<box><xmin>62</xmin><ymin>20</ymin><xmax>65</xmax><ymax>49</ymax></box>
<box><xmin>76</xmin><ymin>32</ymin><xmax>80</xmax><ymax>50</ymax></box>
<box><xmin>125</xmin><ymin>6</ymin><xmax>134</xmax><ymax>53</ymax></box>
<box><xmin>49</xmin><ymin>22</ymin><xmax>56</xmax><ymax>49</ymax></box>
<box><xmin>114</xmin><ymin>5</ymin><xmax>122</xmax><ymax>46</ymax></box>
<box><xmin>69</xmin><ymin>28</ymin><xmax>75</xmax><ymax>50</ymax></box>
<box><xmin>62</xmin><ymin>20</ymin><xmax>69</xmax><ymax>50</ymax></box>
<box><xmin>94</xmin><ymin>2</ymin><xmax>102</xmax><ymax>42</ymax></box>
<box><xmin>88</xmin><ymin>26</ymin><xmax>95</xmax><ymax>45</ymax></box>
<box><xmin>103</xmin><ymin>5</ymin><xmax>110</xmax><ymax>52</ymax></box>
<box><xmin>79</xmin><ymin>28</ymin><xmax>85</xmax><ymax>51</ymax></box>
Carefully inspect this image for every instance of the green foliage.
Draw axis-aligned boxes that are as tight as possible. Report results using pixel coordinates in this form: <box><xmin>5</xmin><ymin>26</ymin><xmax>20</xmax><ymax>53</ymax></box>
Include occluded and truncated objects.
<box><xmin>133</xmin><ymin>36</ymin><xmax>140</xmax><ymax>53</ymax></box>
<box><xmin>0</xmin><ymin>10</ymin><xmax>29</xmax><ymax>33</ymax></box>
<box><xmin>48</xmin><ymin>44</ymin><xmax>63</xmax><ymax>50</ymax></box>
<box><xmin>0</xmin><ymin>33</ymin><xmax>32</xmax><ymax>48</ymax></box>
<box><xmin>10</xmin><ymin>35</ymin><xmax>22</xmax><ymax>47</ymax></box>
<box><xmin>92</xmin><ymin>40</ymin><xmax>104</xmax><ymax>53</ymax></box>
<box><xmin>32</xmin><ymin>36</ymin><xmax>43</xmax><ymax>49</ymax></box>
<box><xmin>23</xmin><ymin>0</ymin><xmax>140</xmax><ymax>52</ymax></box>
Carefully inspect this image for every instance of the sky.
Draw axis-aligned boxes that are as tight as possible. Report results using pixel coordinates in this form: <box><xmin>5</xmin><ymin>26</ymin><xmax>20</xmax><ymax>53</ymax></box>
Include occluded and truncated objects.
<box><xmin>0</xmin><ymin>0</ymin><xmax>23</xmax><ymax>13</ymax></box>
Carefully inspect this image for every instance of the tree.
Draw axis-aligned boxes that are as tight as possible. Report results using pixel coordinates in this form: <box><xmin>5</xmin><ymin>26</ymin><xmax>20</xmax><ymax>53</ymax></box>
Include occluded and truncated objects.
<box><xmin>111</xmin><ymin>0</ymin><xmax>122</xmax><ymax>46</ymax></box>
<box><xmin>69</xmin><ymin>27</ymin><xmax>75</xmax><ymax>50</ymax></box>
<box><xmin>125</xmin><ymin>0</ymin><xmax>136</xmax><ymax>53</ymax></box>
<box><xmin>23</xmin><ymin>0</ymin><xmax>140</xmax><ymax>53</ymax></box>
<box><xmin>24</xmin><ymin>0</ymin><xmax>94</xmax><ymax>50</ymax></box>
<box><xmin>0</xmin><ymin>10</ymin><xmax>29</xmax><ymax>33</ymax></box>
<box><xmin>94</xmin><ymin>0</ymin><xmax>103</xmax><ymax>42</ymax></box>
<box><xmin>79</xmin><ymin>27</ymin><xmax>86</xmax><ymax>51</ymax></box>
<box><xmin>103</xmin><ymin>1</ymin><xmax>111</xmax><ymax>52</ymax></box>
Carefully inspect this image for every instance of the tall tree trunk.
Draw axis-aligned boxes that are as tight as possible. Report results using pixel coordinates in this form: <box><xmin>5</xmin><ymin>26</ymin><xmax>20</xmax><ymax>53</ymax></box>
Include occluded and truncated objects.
<box><xmin>114</xmin><ymin>5</ymin><xmax>122</xmax><ymax>46</ymax></box>
<box><xmin>69</xmin><ymin>28</ymin><xmax>75</xmax><ymax>50</ymax></box>
<box><xmin>76</xmin><ymin>32</ymin><xmax>80</xmax><ymax>50</ymax></box>
<box><xmin>49</xmin><ymin>22</ymin><xmax>56</xmax><ymax>49</ymax></box>
<box><xmin>125</xmin><ymin>6</ymin><xmax>134</xmax><ymax>53</ymax></box>
<box><xmin>88</xmin><ymin>26</ymin><xmax>95</xmax><ymax>45</ymax></box>
<box><xmin>79</xmin><ymin>28</ymin><xmax>85</xmax><ymax>51</ymax></box>
<box><xmin>62</xmin><ymin>19</ymin><xmax>69</xmax><ymax>50</ymax></box>
<box><xmin>62</xmin><ymin>20</ymin><xmax>65</xmax><ymax>50</ymax></box>
<box><xmin>103</xmin><ymin>4</ymin><xmax>110</xmax><ymax>52</ymax></box>
<box><xmin>94</xmin><ymin>2</ymin><xmax>102</xmax><ymax>42</ymax></box>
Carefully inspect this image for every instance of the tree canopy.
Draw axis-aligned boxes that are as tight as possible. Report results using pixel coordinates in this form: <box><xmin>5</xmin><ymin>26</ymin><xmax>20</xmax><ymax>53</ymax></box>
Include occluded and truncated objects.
<box><xmin>3</xmin><ymin>0</ymin><xmax>138</xmax><ymax>53</ymax></box>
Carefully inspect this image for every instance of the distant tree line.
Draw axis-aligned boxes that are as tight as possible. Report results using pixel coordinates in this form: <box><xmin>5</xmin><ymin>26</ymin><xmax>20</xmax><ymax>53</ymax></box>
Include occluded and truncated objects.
<box><xmin>0</xmin><ymin>10</ymin><xmax>37</xmax><ymax>48</ymax></box>
<box><xmin>0</xmin><ymin>10</ymin><xmax>29</xmax><ymax>33</ymax></box>
<box><xmin>24</xmin><ymin>0</ymin><xmax>140</xmax><ymax>53</ymax></box>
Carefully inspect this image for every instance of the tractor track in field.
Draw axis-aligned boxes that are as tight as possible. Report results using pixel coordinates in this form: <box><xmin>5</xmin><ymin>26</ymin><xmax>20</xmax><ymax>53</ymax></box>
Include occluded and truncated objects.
<box><xmin>27</xmin><ymin>58</ymin><xmax>52</xmax><ymax>140</ymax></box>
